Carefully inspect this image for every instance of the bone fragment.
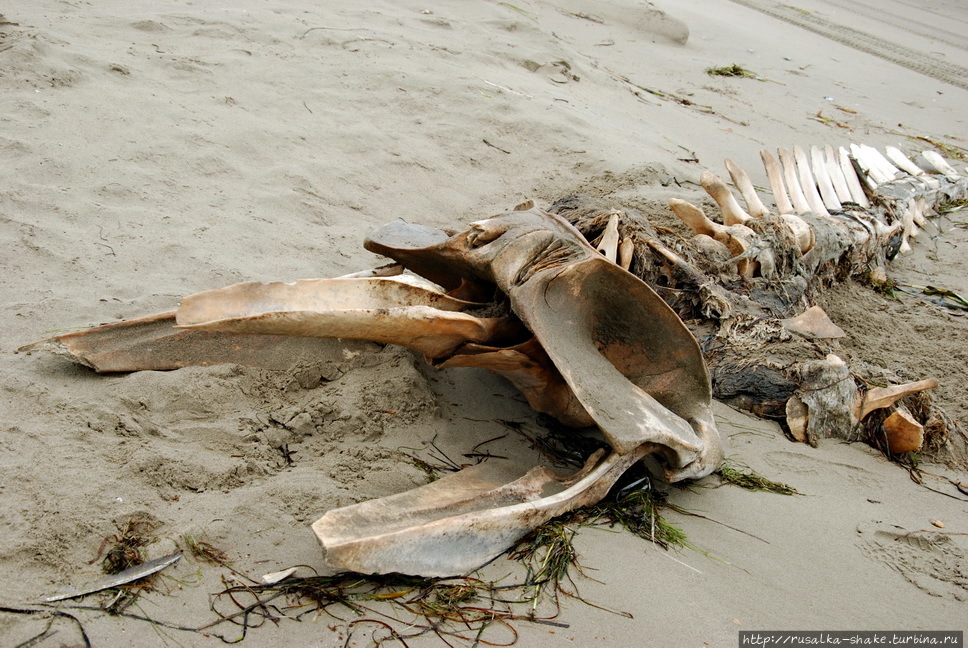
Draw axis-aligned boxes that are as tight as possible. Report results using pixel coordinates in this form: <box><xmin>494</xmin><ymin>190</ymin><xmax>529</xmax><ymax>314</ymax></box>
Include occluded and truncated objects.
<box><xmin>838</xmin><ymin>146</ymin><xmax>871</xmax><ymax>207</ymax></box>
<box><xmin>261</xmin><ymin>567</ymin><xmax>299</xmax><ymax>584</ymax></box>
<box><xmin>885</xmin><ymin>146</ymin><xmax>923</xmax><ymax>177</ymax></box>
<box><xmin>851</xmin><ymin>143</ymin><xmax>891</xmax><ymax>185</ymax></box>
<box><xmin>725</xmin><ymin>158</ymin><xmax>769</xmax><ymax>218</ymax></box>
<box><xmin>779</xmin><ymin>306</ymin><xmax>846</xmax><ymax>339</ymax></box>
<box><xmin>882</xmin><ymin>406</ymin><xmax>923</xmax><ymax>454</ymax></box>
<box><xmin>596</xmin><ymin>212</ymin><xmax>620</xmax><ymax>263</ymax></box>
<box><xmin>793</xmin><ymin>145</ymin><xmax>829</xmax><ymax>215</ymax></box>
<box><xmin>760</xmin><ymin>148</ymin><xmax>795</xmax><ymax>215</ymax></box>
<box><xmin>337</xmin><ymin>264</ymin><xmax>405</xmax><ymax>279</ymax></box>
<box><xmin>921</xmin><ymin>150</ymin><xmax>960</xmax><ymax>181</ymax></box>
<box><xmin>618</xmin><ymin>236</ymin><xmax>635</xmax><ymax>270</ymax></box>
<box><xmin>785</xmin><ymin>396</ymin><xmax>808</xmax><ymax>442</ymax></box>
<box><xmin>856</xmin><ymin>378</ymin><xmax>939</xmax><ymax>420</ymax></box>
<box><xmin>45</xmin><ymin>554</ymin><xmax>181</xmax><ymax>602</ymax></box>
<box><xmin>824</xmin><ymin>145</ymin><xmax>853</xmax><ymax>203</ymax></box>
<box><xmin>811</xmin><ymin>145</ymin><xmax>842</xmax><ymax>211</ymax></box>
<box><xmin>778</xmin><ymin>147</ymin><xmax>812</xmax><ymax>215</ymax></box>
<box><xmin>669</xmin><ymin>198</ymin><xmax>754</xmax><ymax>276</ymax></box>
<box><xmin>701</xmin><ymin>170</ymin><xmax>751</xmax><ymax>226</ymax></box>
<box><xmin>863</xmin><ymin>145</ymin><xmax>902</xmax><ymax>182</ymax></box>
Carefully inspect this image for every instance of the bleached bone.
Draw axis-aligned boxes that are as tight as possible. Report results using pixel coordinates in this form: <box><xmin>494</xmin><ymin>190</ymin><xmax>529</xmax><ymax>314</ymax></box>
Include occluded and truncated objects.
<box><xmin>779</xmin><ymin>305</ymin><xmax>845</xmax><ymax>339</ymax></box>
<box><xmin>793</xmin><ymin>145</ymin><xmax>829</xmax><ymax>216</ymax></box>
<box><xmin>824</xmin><ymin>145</ymin><xmax>853</xmax><ymax>204</ymax></box>
<box><xmin>838</xmin><ymin>146</ymin><xmax>871</xmax><ymax>206</ymax></box>
<box><xmin>596</xmin><ymin>212</ymin><xmax>620</xmax><ymax>263</ymax></box>
<box><xmin>313</xmin><ymin>445</ymin><xmax>653</xmax><ymax>577</ymax></box>
<box><xmin>175</xmin><ymin>278</ymin><xmax>512</xmax><ymax>359</ymax></box>
<box><xmin>851</xmin><ymin>143</ymin><xmax>892</xmax><ymax>185</ymax></box>
<box><xmin>701</xmin><ymin>170</ymin><xmax>751</xmax><ymax>226</ymax></box>
<box><xmin>921</xmin><ymin>150</ymin><xmax>960</xmax><ymax>181</ymax></box>
<box><xmin>863</xmin><ymin>144</ymin><xmax>902</xmax><ymax>182</ymax></box>
<box><xmin>811</xmin><ymin>145</ymin><xmax>842</xmax><ymax>211</ymax></box>
<box><xmin>760</xmin><ymin>148</ymin><xmax>795</xmax><ymax>215</ymax></box>
<box><xmin>778</xmin><ymin>147</ymin><xmax>812</xmax><ymax>215</ymax></box>
<box><xmin>725</xmin><ymin>158</ymin><xmax>769</xmax><ymax>218</ymax></box>
<box><xmin>885</xmin><ymin>146</ymin><xmax>924</xmax><ymax>177</ymax></box>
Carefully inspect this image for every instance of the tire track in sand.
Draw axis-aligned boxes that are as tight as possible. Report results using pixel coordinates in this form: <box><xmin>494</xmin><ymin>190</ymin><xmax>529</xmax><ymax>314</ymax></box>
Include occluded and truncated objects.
<box><xmin>726</xmin><ymin>0</ymin><xmax>968</xmax><ymax>91</ymax></box>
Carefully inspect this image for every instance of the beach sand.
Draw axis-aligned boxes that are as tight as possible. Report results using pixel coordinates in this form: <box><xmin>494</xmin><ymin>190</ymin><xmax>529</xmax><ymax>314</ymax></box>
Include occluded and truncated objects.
<box><xmin>1</xmin><ymin>1</ymin><xmax>966</xmax><ymax>645</ymax></box>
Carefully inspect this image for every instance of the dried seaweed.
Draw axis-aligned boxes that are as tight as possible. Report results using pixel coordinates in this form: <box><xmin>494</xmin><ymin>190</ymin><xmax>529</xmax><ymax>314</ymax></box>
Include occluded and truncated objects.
<box><xmin>716</xmin><ymin>461</ymin><xmax>800</xmax><ymax>495</ymax></box>
<box><xmin>200</xmin><ymin>470</ymin><xmax>690</xmax><ymax>645</ymax></box>
<box><xmin>706</xmin><ymin>64</ymin><xmax>757</xmax><ymax>78</ymax></box>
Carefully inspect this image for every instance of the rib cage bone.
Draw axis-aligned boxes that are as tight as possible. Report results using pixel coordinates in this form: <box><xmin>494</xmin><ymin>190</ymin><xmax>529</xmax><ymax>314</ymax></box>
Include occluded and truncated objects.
<box><xmin>555</xmin><ymin>142</ymin><xmax>967</xmax><ymax>463</ymax></box>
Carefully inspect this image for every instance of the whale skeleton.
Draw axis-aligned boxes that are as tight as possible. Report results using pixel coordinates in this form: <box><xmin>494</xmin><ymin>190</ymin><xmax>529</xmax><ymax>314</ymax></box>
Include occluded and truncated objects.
<box><xmin>25</xmin><ymin>143</ymin><xmax>966</xmax><ymax>577</ymax></box>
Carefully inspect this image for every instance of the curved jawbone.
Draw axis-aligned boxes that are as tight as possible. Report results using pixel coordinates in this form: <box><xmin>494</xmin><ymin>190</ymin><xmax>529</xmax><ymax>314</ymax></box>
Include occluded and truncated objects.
<box><xmin>369</xmin><ymin>207</ymin><xmax>724</xmax><ymax>480</ymax></box>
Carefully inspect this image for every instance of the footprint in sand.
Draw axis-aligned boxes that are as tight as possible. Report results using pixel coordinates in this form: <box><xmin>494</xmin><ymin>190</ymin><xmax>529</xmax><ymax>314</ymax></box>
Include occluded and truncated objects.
<box><xmin>857</xmin><ymin>522</ymin><xmax>968</xmax><ymax>601</ymax></box>
<box><xmin>763</xmin><ymin>450</ymin><xmax>884</xmax><ymax>488</ymax></box>
<box><xmin>522</xmin><ymin>59</ymin><xmax>579</xmax><ymax>84</ymax></box>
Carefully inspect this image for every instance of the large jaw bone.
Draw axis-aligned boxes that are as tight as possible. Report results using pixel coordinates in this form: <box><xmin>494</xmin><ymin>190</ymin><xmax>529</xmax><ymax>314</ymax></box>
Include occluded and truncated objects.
<box><xmin>312</xmin><ymin>445</ymin><xmax>653</xmax><ymax>577</ymax></box>
<box><xmin>174</xmin><ymin>277</ymin><xmax>519</xmax><ymax>359</ymax></box>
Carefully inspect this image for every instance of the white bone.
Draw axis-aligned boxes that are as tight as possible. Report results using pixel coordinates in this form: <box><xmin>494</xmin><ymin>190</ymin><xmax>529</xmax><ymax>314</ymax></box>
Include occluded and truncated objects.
<box><xmin>793</xmin><ymin>145</ymin><xmax>829</xmax><ymax>215</ymax></box>
<box><xmin>861</xmin><ymin>145</ymin><xmax>902</xmax><ymax>182</ymax></box>
<box><xmin>921</xmin><ymin>150</ymin><xmax>960</xmax><ymax>180</ymax></box>
<box><xmin>824</xmin><ymin>145</ymin><xmax>853</xmax><ymax>204</ymax></box>
<box><xmin>725</xmin><ymin>158</ymin><xmax>769</xmax><ymax>218</ymax></box>
<box><xmin>839</xmin><ymin>146</ymin><xmax>871</xmax><ymax>207</ymax></box>
<box><xmin>811</xmin><ymin>145</ymin><xmax>842</xmax><ymax>211</ymax></box>
<box><xmin>760</xmin><ymin>148</ymin><xmax>795</xmax><ymax>215</ymax></box>
<box><xmin>778</xmin><ymin>147</ymin><xmax>812</xmax><ymax>215</ymax></box>
<box><xmin>850</xmin><ymin>143</ymin><xmax>890</xmax><ymax>185</ymax></box>
<box><xmin>596</xmin><ymin>212</ymin><xmax>620</xmax><ymax>263</ymax></box>
<box><xmin>885</xmin><ymin>146</ymin><xmax>923</xmax><ymax>176</ymax></box>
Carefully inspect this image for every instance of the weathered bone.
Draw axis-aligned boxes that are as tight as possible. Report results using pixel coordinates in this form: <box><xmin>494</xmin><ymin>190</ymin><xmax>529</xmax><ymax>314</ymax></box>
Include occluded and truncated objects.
<box><xmin>701</xmin><ymin>170</ymin><xmax>752</xmax><ymax>226</ymax></box>
<box><xmin>921</xmin><ymin>150</ymin><xmax>960</xmax><ymax>180</ymax></box>
<box><xmin>312</xmin><ymin>445</ymin><xmax>653</xmax><ymax>577</ymax></box>
<box><xmin>668</xmin><ymin>197</ymin><xmax>756</xmax><ymax>276</ymax></box>
<box><xmin>810</xmin><ymin>145</ymin><xmax>842</xmax><ymax>211</ymax></box>
<box><xmin>175</xmin><ymin>277</ymin><xmax>518</xmax><ymax>359</ymax></box>
<box><xmin>595</xmin><ymin>211</ymin><xmax>621</xmax><ymax>263</ymax></box>
<box><xmin>885</xmin><ymin>146</ymin><xmax>924</xmax><ymax>178</ymax></box>
<box><xmin>760</xmin><ymin>148</ymin><xmax>796</xmax><ymax>215</ymax></box>
<box><xmin>881</xmin><ymin>406</ymin><xmax>923</xmax><ymax>454</ymax></box>
<box><xmin>838</xmin><ymin>146</ymin><xmax>871</xmax><ymax>207</ymax></box>
<box><xmin>824</xmin><ymin>145</ymin><xmax>853</xmax><ymax>204</ymax></box>
<box><xmin>23</xmin><ymin>311</ymin><xmax>341</xmax><ymax>373</ymax></box>
<box><xmin>364</xmin><ymin>209</ymin><xmax>722</xmax><ymax>474</ymax></box>
<box><xmin>793</xmin><ymin>145</ymin><xmax>829</xmax><ymax>216</ymax></box>
<box><xmin>725</xmin><ymin>157</ymin><xmax>769</xmax><ymax>218</ymax></box>
<box><xmin>778</xmin><ymin>147</ymin><xmax>812</xmax><ymax>215</ymax></box>
<box><xmin>856</xmin><ymin>378</ymin><xmax>939</xmax><ymax>419</ymax></box>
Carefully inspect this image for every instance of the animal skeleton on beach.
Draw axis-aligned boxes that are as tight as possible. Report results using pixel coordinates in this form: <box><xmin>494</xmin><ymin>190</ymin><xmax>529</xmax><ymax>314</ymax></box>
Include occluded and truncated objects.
<box><xmin>29</xmin><ymin>142</ymin><xmax>967</xmax><ymax>577</ymax></box>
